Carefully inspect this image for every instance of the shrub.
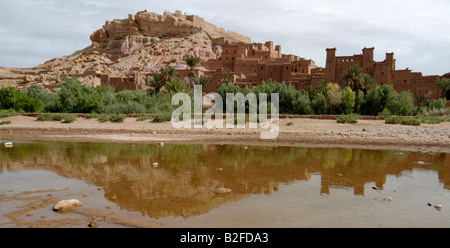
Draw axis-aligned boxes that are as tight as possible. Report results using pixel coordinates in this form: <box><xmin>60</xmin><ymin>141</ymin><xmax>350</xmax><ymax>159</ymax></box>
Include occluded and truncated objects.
<box><xmin>337</xmin><ymin>114</ymin><xmax>362</xmax><ymax>124</ymax></box>
<box><xmin>0</xmin><ymin>109</ymin><xmax>21</xmax><ymax>118</ymax></box>
<box><xmin>387</xmin><ymin>91</ymin><xmax>415</xmax><ymax>116</ymax></box>
<box><xmin>97</xmin><ymin>115</ymin><xmax>111</xmax><ymax>123</ymax></box>
<box><xmin>418</xmin><ymin>116</ymin><xmax>445</xmax><ymax>124</ymax></box>
<box><xmin>426</xmin><ymin>98</ymin><xmax>446</xmax><ymax>110</ymax></box>
<box><xmin>108</xmin><ymin>114</ymin><xmax>126</xmax><ymax>123</ymax></box>
<box><xmin>61</xmin><ymin>114</ymin><xmax>77</xmax><ymax>123</ymax></box>
<box><xmin>385</xmin><ymin>116</ymin><xmax>402</xmax><ymax>124</ymax></box>
<box><xmin>0</xmin><ymin>120</ymin><xmax>12</xmax><ymax>125</ymax></box>
<box><xmin>287</xmin><ymin>121</ymin><xmax>294</xmax><ymax>126</ymax></box>
<box><xmin>152</xmin><ymin>113</ymin><xmax>172</xmax><ymax>123</ymax></box>
<box><xmin>310</xmin><ymin>92</ymin><xmax>328</xmax><ymax>115</ymax></box>
<box><xmin>136</xmin><ymin>116</ymin><xmax>153</xmax><ymax>121</ymax></box>
<box><xmin>96</xmin><ymin>114</ymin><xmax>126</xmax><ymax>123</ymax></box>
<box><xmin>292</xmin><ymin>93</ymin><xmax>313</xmax><ymax>115</ymax></box>
<box><xmin>400</xmin><ymin>117</ymin><xmax>421</xmax><ymax>126</ymax></box>
<box><xmin>379</xmin><ymin>108</ymin><xmax>392</xmax><ymax>117</ymax></box>
<box><xmin>37</xmin><ymin>113</ymin><xmax>77</xmax><ymax>123</ymax></box>
<box><xmin>85</xmin><ymin>113</ymin><xmax>98</xmax><ymax>119</ymax></box>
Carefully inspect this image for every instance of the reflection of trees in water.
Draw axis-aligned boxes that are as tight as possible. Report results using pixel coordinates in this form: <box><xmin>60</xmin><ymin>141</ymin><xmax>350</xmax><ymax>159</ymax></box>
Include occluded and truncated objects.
<box><xmin>0</xmin><ymin>142</ymin><xmax>449</xmax><ymax>218</ymax></box>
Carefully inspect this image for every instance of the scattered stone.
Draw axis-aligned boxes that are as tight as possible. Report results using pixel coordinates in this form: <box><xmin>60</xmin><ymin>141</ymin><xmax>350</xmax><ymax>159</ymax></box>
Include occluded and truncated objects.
<box><xmin>97</xmin><ymin>187</ymin><xmax>102</xmax><ymax>191</ymax></box>
<box><xmin>372</xmin><ymin>186</ymin><xmax>378</xmax><ymax>190</ymax></box>
<box><xmin>88</xmin><ymin>218</ymin><xmax>100</xmax><ymax>228</ymax></box>
<box><xmin>383</xmin><ymin>197</ymin><xmax>393</xmax><ymax>201</ymax></box>
<box><xmin>336</xmin><ymin>174</ymin><xmax>343</xmax><ymax>177</ymax></box>
<box><xmin>216</xmin><ymin>168</ymin><xmax>223</xmax><ymax>172</ymax></box>
<box><xmin>152</xmin><ymin>162</ymin><xmax>159</xmax><ymax>168</ymax></box>
<box><xmin>427</xmin><ymin>203</ymin><xmax>433</xmax><ymax>207</ymax></box>
<box><xmin>435</xmin><ymin>204</ymin><xmax>442</xmax><ymax>211</ymax></box>
<box><xmin>160</xmin><ymin>142</ymin><xmax>164</xmax><ymax>147</ymax></box>
<box><xmin>213</xmin><ymin>188</ymin><xmax>232</xmax><ymax>194</ymax></box>
<box><xmin>244</xmin><ymin>146</ymin><xmax>248</xmax><ymax>150</ymax></box>
<box><xmin>4</xmin><ymin>142</ymin><xmax>13</xmax><ymax>148</ymax></box>
<box><xmin>52</xmin><ymin>199</ymin><xmax>83</xmax><ymax>211</ymax></box>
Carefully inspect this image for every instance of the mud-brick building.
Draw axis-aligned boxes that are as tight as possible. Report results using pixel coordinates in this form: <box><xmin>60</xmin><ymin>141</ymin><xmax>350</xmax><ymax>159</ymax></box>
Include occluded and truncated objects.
<box><xmin>324</xmin><ymin>47</ymin><xmax>449</xmax><ymax>101</ymax></box>
<box><xmin>201</xmin><ymin>40</ymin><xmax>319</xmax><ymax>90</ymax></box>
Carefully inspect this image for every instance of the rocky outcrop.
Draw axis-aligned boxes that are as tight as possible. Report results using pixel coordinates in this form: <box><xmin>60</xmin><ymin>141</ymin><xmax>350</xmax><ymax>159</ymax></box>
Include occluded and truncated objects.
<box><xmin>0</xmin><ymin>10</ymin><xmax>252</xmax><ymax>91</ymax></box>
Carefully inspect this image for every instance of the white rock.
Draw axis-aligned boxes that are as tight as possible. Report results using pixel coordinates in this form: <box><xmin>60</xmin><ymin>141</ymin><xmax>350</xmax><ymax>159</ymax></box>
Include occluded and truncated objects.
<box><xmin>152</xmin><ymin>162</ymin><xmax>159</xmax><ymax>167</ymax></box>
<box><xmin>213</xmin><ymin>188</ymin><xmax>232</xmax><ymax>194</ymax></box>
<box><xmin>52</xmin><ymin>199</ymin><xmax>83</xmax><ymax>211</ymax></box>
<box><xmin>4</xmin><ymin>142</ymin><xmax>13</xmax><ymax>148</ymax></box>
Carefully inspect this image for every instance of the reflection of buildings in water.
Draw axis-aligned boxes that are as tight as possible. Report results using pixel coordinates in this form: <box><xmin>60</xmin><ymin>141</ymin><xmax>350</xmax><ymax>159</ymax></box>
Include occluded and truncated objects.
<box><xmin>1</xmin><ymin>142</ymin><xmax>449</xmax><ymax>219</ymax></box>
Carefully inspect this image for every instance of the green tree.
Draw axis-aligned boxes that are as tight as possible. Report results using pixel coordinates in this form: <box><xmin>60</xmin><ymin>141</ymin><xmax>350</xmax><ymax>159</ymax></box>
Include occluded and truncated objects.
<box><xmin>341</xmin><ymin>86</ymin><xmax>356</xmax><ymax>114</ymax></box>
<box><xmin>195</xmin><ymin>76</ymin><xmax>210</xmax><ymax>91</ymax></box>
<box><xmin>311</xmin><ymin>92</ymin><xmax>328</xmax><ymax>115</ymax></box>
<box><xmin>184</xmin><ymin>55</ymin><xmax>201</xmax><ymax>88</ymax></box>
<box><xmin>161</xmin><ymin>66</ymin><xmax>178</xmax><ymax>83</ymax></box>
<box><xmin>147</xmin><ymin>73</ymin><xmax>165</xmax><ymax>94</ymax></box>
<box><xmin>326</xmin><ymin>82</ymin><xmax>342</xmax><ymax>114</ymax></box>
<box><xmin>437</xmin><ymin>78</ymin><xmax>450</xmax><ymax>99</ymax></box>
<box><xmin>344</xmin><ymin>65</ymin><xmax>364</xmax><ymax>93</ymax></box>
<box><xmin>344</xmin><ymin>65</ymin><xmax>375</xmax><ymax>93</ymax></box>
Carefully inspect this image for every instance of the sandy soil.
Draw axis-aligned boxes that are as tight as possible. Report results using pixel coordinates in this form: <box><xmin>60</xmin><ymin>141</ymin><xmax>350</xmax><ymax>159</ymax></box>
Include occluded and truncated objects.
<box><xmin>0</xmin><ymin>115</ymin><xmax>449</xmax><ymax>153</ymax></box>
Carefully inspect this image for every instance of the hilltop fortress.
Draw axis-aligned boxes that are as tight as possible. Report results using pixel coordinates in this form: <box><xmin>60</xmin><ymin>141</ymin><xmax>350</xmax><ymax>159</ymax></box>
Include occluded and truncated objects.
<box><xmin>0</xmin><ymin>10</ymin><xmax>448</xmax><ymax>102</ymax></box>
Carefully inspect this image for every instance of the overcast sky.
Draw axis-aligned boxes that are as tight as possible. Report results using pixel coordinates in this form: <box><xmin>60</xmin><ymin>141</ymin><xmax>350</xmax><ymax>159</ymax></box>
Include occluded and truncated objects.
<box><xmin>0</xmin><ymin>0</ymin><xmax>449</xmax><ymax>75</ymax></box>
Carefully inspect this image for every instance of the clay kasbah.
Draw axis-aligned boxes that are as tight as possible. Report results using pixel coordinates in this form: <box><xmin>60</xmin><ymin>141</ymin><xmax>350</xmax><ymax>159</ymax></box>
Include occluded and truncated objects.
<box><xmin>1</xmin><ymin>10</ymin><xmax>449</xmax><ymax>98</ymax></box>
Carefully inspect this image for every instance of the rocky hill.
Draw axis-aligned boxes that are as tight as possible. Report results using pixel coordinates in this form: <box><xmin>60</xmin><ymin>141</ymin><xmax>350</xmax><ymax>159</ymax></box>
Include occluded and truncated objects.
<box><xmin>0</xmin><ymin>10</ymin><xmax>252</xmax><ymax>90</ymax></box>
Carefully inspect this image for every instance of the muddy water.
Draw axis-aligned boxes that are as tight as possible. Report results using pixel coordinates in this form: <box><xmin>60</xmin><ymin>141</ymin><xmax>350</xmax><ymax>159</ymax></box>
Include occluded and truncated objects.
<box><xmin>0</xmin><ymin>140</ymin><xmax>449</xmax><ymax>228</ymax></box>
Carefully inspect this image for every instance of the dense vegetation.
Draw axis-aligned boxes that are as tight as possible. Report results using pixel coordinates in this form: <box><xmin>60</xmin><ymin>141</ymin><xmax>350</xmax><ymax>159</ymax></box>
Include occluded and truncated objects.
<box><xmin>0</xmin><ymin>63</ymin><xmax>448</xmax><ymax>126</ymax></box>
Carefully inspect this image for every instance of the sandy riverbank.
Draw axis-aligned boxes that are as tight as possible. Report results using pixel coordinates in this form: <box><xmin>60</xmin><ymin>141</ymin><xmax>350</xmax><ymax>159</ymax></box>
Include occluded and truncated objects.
<box><xmin>0</xmin><ymin>115</ymin><xmax>449</xmax><ymax>153</ymax></box>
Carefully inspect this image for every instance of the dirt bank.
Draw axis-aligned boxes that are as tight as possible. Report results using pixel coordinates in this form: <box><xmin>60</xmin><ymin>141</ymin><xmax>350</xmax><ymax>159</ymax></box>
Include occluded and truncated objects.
<box><xmin>0</xmin><ymin>115</ymin><xmax>449</xmax><ymax>153</ymax></box>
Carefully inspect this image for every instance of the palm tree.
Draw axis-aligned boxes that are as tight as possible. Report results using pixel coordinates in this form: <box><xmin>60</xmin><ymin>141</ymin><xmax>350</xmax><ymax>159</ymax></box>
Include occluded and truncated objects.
<box><xmin>437</xmin><ymin>78</ymin><xmax>450</xmax><ymax>99</ymax></box>
<box><xmin>161</xmin><ymin>66</ymin><xmax>178</xmax><ymax>83</ymax></box>
<box><xmin>184</xmin><ymin>55</ymin><xmax>201</xmax><ymax>88</ymax></box>
<box><xmin>165</xmin><ymin>79</ymin><xmax>193</xmax><ymax>96</ymax></box>
<box><xmin>344</xmin><ymin>64</ymin><xmax>364</xmax><ymax>93</ymax></box>
<box><xmin>147</xmin><ymin>73</ymin><xmax>165</xmax><ymax>94</ymax></box>
<box><xmin>362</xmin><ymin>74</ymin><xmax>376</xmax><ymax>90</ymax></box>
<box><xmin>195</xmin><ymin>76</ymin><xmax>210</xmax><ymax>91</ymax></box>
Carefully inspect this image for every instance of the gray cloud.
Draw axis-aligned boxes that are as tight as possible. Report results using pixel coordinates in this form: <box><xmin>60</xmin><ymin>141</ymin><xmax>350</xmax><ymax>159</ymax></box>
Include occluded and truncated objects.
<box><xmin>0</xmin><ymin>0</ymin><xmax>448</xmax><ymax>75</ymax></box>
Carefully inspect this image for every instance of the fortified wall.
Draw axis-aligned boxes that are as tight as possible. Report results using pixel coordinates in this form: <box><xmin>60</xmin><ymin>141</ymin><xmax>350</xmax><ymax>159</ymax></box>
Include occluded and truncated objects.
<box><xmin>324</xmin><ymin>47</ymin><xmax>449</xmax><ymax>101</ymax></box>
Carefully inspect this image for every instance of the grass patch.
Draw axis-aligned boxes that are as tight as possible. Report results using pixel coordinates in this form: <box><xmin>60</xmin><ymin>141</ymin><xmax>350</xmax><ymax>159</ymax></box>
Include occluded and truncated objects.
<box><xmin>85</xmin><ymin>113</ymin><xmax>98</xmax><ymax>119</ymax></box>
<box><xmin>417</xmin><ymin>116</ymin><xmax>446</xmax><ymax>124</ymax></box>
<box><xmin>336</xmin><ymin>114</ymin><xmax>362</xmax><ymax>124</ymax></box>
<box><xmin>97</xmin><ymin>114</ymin><xmax>126</xmax><ymax>123</ymax></box>
<box><xmin>136</xmin><ymin>116</ymin><xmax>153</xmax><ymax>122</ymax></box>
<box><xmin>400</xmin><ymin>118</ymin><xmax>421</xmax><ymax>126</ymax></box>
<box><xmin>0</xmin><ymin>120</ymin><xmax>12</xmax><ymax>125</ymax></box>
<box><xmin>152</xmin><ymin>113</ymin><xmax>172</xmax><ymax>123</ymax></box>
<box><xmin>37</xmin><ymin>113</ymin><xmax>77</xmax><ymax>123</ymax></box>
<box><xmin>0</xmin><ymin>109</ymin><xmax>21</xmax><ymax>119</ymax></box>
<box><xmin>386</xmin><ymin>116</ymin><xmax>448</xmax><ymax>126</ymax></box>
<box><xmin>287</xmin><ymin>121</ymin><xmax>294</xmax><ymax>126</ymax></box>
<box><xmin>385</xmin><ymin>116</ymin><xmax>402</xmax><ymax>124</ymax></box>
